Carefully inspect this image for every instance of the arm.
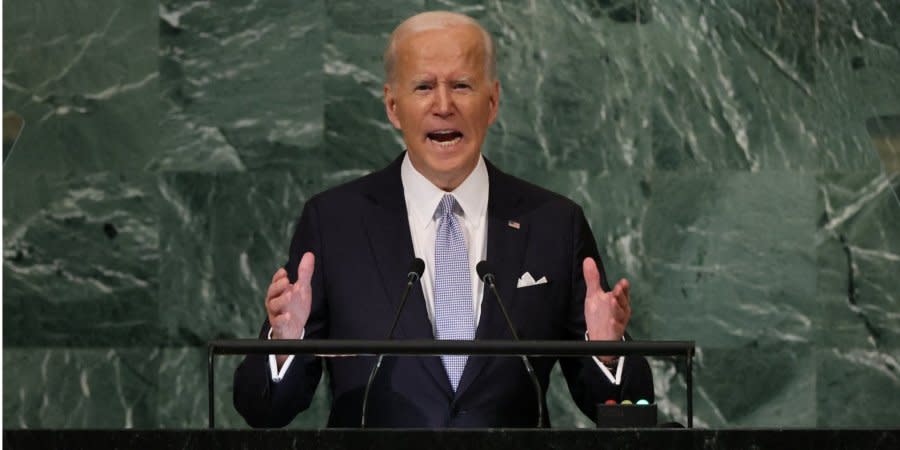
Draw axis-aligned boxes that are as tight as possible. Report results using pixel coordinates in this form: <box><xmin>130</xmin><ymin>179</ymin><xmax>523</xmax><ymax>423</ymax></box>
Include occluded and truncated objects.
<box><xmin>233</xmin><ymin>199</ymin><xmax>328</xmax><ymax>428</ymax></box>
<box><xmin>558</xmin><ymin>206</ymin><xmax>654</xmax><ymax>420</ymax></box>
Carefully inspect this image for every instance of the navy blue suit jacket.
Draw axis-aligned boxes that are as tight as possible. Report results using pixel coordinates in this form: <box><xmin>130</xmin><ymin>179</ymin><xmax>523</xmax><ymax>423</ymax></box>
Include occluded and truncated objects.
<box><xmin>233</xmin><ymin>153</ymin><xmax>654</xmax><ymax>428</ymax></box>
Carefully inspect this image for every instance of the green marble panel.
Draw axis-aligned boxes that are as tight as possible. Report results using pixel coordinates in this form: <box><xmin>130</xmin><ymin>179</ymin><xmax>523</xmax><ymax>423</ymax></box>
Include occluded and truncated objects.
<box><xmin>157</xmin><ymin>348</ymin><xmax>331</xmax><ymax>428</ymax></box>
<box><xmin>3</xmin><ymin>348</ymin><xmax>159</xmax><ymax>428</ymax></box>
<box><xmin>155</xmin><ymin>0</ymin><xmax>326</xmax><ymax>172</ymax></box>
<box><xmin>322</xmin><ymin>0</ymin><xmax>424</xmax><ymax>172</ymax></box>
<box><xmin>816</xmin><ymin>172</ymin><xmax>900</xmax><ymax>348</ymax></box>
<box><xmin>695</xmin><ymin>344</ymin><xmax>815</xmax><ymax>427</ymax></box>
<box><xmin>156</xmin><ymin>171</ymin><xmax>361</xmax><ymax>345</ymax></box>
<box><xmin>480</xmin><ymin>1</ymin><xmax>655</xmax><ymax>173</ymax></box>
<box><xmin>816</xmin><ymin>346</ymin><xmax>900</xmax><ymax>427</ymax></box>
<box><xmin>645</xmin><ymin>2</ymin><xmax>809</xmax><ymax>171</ymax></box>
<box><xmin>648</xmin><ymin>1</ymin><xmax>896</xmax><ymax>171</ymax></box>
<box><xmin>652</xmin><ymin>344</ymin><xmax>816</xmax><ymax>427</ymax></box>
<box><xmin>4</xmin><ymin>172</ymin><xmax>160</xmax><ymax>347</ymax></box>
<box><xmin>639</xmin><ymin>171</ymin><xmax>817</xmax><ymax>347</ymax></box>
<box><xmin>3</xmin><ymin>0</ymin><xmax>161</xmax><ymax>348</ymax></box>
<box><xmin>650</xmin><ymin>347</ymin><xmax>813</xmax><ymax>428</ymax></box>
<box><xmin>3</xmin><ymin>0</ymin><xmax>158</xmax><ymax>223</ymax></box>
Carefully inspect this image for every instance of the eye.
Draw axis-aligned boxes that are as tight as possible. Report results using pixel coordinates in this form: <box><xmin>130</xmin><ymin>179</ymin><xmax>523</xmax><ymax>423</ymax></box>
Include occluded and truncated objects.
<box><xmin>414</xmin><ymin>84</ymin><xmax>432</xmax><ymax>92</ymax></box>
<box><xmin>454</xmin><ymin>82</ymin><xmax>472</xmax><ymax>90</ymax></box>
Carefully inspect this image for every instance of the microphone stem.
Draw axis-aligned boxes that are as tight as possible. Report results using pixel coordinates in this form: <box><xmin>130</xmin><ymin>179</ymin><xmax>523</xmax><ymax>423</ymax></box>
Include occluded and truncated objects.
<box><xmin>486</xmin><ymin>275</ymin><xmax>519</xmax><ymax>340</ymax></box>
<box><xmin>360</xmin><ymin>355</ymin><xmax>384</xmax><ymax>428</ymax></box>
<box><xmin>485</xmin><ymin>275</ymin><xmax>544</xmax><ymax>428</ymax></box>
<box><xmin>387</xmin><ymin>277</ymin><xmax>417</xmax><ymax>340</ymax></box>
<box><xmin>362</xmin><ymin>275</ymin><xmax>419</xmax><ymax>427</ymax></box>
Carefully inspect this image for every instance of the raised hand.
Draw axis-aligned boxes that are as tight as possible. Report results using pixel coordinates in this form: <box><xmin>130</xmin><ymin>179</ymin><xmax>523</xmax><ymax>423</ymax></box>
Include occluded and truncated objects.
<box><xmin>265</xmin><ymin>251</ymin><xmax>315</xmax><ymax>341</ymax></box>
<box><xmin>582</xmin><ymin>257</ymin><xmax>631</xmax><ymax>353</ymax></box>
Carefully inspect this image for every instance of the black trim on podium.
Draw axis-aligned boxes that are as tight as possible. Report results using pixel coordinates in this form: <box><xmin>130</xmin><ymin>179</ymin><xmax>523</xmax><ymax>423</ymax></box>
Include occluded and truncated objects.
<box><xmin>208</xmin><ymin>339</ymin><xmax>695</xmax><ymax>429</ymax></box>
<box><xmin>6</xmin><ymin>430</ymin><xmax>900</xmax><ymax>450</ymax></box>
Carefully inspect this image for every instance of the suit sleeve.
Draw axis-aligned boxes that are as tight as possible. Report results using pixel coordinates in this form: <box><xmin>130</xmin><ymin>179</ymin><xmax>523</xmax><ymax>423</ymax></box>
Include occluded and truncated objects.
<box><xmin>233</xmin><ymin>198</ymin><xmax>328</xmax><ymax>428</ymax></box>
<box><xmin>558</xmin><ymin>205</ymin><xmax>654</xmax><ymax>421</ymax></box>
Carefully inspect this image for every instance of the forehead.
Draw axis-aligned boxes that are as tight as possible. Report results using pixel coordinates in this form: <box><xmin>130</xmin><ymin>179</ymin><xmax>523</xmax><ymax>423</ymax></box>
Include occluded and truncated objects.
<box><xmin>394</xmin><ymin>25</ymin><xmax>486</xmax><ymax>75</ymax></box>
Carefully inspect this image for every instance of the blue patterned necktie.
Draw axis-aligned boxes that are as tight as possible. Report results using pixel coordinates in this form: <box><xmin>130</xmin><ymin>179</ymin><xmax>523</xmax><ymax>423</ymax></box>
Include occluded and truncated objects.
<box><xmin>433</xmin><ymin>194</ymin><xmax>475</xmax><ymax>391</ymax></box>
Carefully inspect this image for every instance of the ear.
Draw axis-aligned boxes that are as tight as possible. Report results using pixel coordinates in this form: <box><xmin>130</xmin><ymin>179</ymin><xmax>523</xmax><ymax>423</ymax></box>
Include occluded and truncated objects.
<box><xmin>487</xmin><ymin>79</ymin><xmax>501</xmax><ymax>125</ymax></box>
<box><xmin>384</xmin><ymin>83</ymin><xmax>403</xmax><ymax>130</ymax></box>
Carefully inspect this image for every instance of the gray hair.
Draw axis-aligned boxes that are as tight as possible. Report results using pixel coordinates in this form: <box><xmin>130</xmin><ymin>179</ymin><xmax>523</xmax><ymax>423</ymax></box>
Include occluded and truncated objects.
<box><xmin>383</xmin><ymin>11</ymin><xmax>497</xmax><ymax>84</ymax></box>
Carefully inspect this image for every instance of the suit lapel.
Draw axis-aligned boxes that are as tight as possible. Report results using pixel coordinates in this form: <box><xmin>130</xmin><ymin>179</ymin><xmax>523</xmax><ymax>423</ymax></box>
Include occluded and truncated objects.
<box><xmin>454</xmin><ymin>161</ymin><xmax>530</xmax><ymax>400</ymax></box>
<box><xmin>362</xmin><ymin>155</ymin><xmax>453</xmax><ymax>397</ymax></box>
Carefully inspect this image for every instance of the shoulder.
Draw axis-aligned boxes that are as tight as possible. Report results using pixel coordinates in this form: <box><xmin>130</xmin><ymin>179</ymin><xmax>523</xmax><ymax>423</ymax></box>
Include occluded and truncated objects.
<box><xmin>304</xmin><ymin>156</ymin><xmax>403</xmax><ymax>212</ymax></box>
<box><xmin>486</xmin><ymin>160</ymin><xmax>584</xmax><ymax>218</ymax></box>
<box><xmin>306</xmin><ymin>173</ymin><xmax>373</xmax><ymax>206</ymax></box>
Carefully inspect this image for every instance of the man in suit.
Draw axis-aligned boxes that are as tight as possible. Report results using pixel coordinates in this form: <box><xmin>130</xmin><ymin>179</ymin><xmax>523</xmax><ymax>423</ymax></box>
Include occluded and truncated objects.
<box><xmin>233</xmin><ymin>11</ymin><xmax>653</xmax><ymax>428</ymax></box>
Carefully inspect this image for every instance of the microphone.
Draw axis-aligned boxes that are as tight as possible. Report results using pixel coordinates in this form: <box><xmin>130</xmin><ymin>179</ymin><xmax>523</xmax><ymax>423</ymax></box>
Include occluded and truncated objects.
<box><xmin>361</xmin><ymin>257</ymin><xmax>425</xmax><ymax>427</ymax></box>
<box><xmin>476</xmin><ymin>261</ymin><xmax>544</xmax><ymax>428</ymax></box>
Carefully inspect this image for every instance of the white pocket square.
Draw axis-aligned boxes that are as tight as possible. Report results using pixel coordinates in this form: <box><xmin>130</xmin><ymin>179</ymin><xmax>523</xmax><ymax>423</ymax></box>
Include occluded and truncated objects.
<box><xmin>517</xmin><ymin>272</ymin><xmax>548</xmax><ymax>288</ymax></box>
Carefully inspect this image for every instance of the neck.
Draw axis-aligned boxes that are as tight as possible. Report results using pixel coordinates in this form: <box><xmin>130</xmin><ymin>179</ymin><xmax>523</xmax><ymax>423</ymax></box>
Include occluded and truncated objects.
<box><xmin>409</xmin><ymin>154</ymin><xmax>480</xmax><ymax>192</ymax></box>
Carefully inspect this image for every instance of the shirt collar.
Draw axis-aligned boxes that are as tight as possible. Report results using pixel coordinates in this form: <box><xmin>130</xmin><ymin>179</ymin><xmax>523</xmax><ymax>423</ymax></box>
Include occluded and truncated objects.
<box><xmin>400</xmin><ymin>152</ymin><xmax>489</xmax><ymax>230</ymax></box>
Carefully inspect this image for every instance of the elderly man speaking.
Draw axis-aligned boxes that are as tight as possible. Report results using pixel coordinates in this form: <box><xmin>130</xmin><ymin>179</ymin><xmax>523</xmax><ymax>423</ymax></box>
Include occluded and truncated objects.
<box><xmin>233</xmin><ymin>11</ymin><xmax>653</xmax><ymax>428</ymax></box>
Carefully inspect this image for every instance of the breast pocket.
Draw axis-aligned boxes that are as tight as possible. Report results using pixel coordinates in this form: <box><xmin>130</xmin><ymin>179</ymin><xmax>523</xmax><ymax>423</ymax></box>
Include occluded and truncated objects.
<box><xmin>510</xmin><ymin>281</ymin><xmax>563</xmax><ymax>339</ymax></box>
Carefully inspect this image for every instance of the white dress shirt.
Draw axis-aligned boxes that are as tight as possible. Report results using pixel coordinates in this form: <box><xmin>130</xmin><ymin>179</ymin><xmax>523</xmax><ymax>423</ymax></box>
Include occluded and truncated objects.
<box><xmin>400</xmin><ymin>153</ymin><xmax>489</xmax><ymax>331</ymax></box>
<box><xmin>270</xmin><ymin>153</ymin><xmax>623</xmax><ymax>385</ymax></box>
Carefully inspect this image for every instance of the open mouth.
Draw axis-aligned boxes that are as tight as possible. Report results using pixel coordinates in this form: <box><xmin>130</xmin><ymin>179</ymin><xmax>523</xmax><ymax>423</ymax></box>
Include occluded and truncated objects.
<box><xmin>426</xmin><ymin>129</ymin><xmax>463</xmax><ymax>147</ymax></box>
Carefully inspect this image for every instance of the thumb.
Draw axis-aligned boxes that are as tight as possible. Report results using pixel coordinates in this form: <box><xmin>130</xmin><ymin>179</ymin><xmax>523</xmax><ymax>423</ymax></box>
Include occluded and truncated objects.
<box><xmin>296</xmin><ymin>251</ymin><xmax>315</xmax><ymax>287</ymax></box>
<box><xmin>582</xmin><ymin>256</ymin><xmax>604</xmax><ymax>296</ymax></box>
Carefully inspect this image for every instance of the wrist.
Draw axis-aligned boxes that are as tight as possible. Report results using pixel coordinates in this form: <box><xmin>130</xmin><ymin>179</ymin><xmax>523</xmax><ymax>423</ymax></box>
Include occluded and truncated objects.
<box><xmin>585</xmin><ymin>331</ymin><xmax>622</xmax><ymax>365</ymax></box>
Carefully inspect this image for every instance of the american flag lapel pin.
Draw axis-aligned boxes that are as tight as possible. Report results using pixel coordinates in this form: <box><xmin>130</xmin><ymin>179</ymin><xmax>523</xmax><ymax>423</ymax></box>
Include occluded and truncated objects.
<box><xmin>507</xmin><ymin>220</ymin><xmax>520</xmax><ymax>230</ymax></box>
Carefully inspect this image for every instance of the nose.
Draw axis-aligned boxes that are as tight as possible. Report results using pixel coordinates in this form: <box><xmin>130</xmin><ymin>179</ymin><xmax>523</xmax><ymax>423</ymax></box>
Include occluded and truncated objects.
<box><xmin>432</xmin><ymin>84</ymin><xmax>453</xmax><ymax>118</ymax></box>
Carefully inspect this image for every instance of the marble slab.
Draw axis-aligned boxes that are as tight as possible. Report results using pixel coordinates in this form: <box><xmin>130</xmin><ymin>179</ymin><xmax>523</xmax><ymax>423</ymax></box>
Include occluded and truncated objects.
<box><xmin>3</xmin><ymin>0</ymin><xmax>158</xmax><ymax>222</ymax></box>
<box><xmin>639</xmin><ymin>171</ymin><xmax>817</xmax><ymax>348</ymax></box>
<box><xmin>816</xmin><ymin>346</ymin><xmax>900</xmax><ymax>427</ymax></box>
<box><xmin>816</xmin><ymin>172</ymin><xmax>900</xmax><ymax>349</ymax></box>
<box><xmin>155</xmin><ymin>0</ymin><xmax>326</xmax><ymax>173</ymax></box>
<box><xmin>3</xmin><ymin>348</ymin><xmax>159</xmax><ymax>428</ymax></box>
<box><xmin>4</xmin><ymin>172</ymin><xmax>160</xmax><ymax>347</ymax></box>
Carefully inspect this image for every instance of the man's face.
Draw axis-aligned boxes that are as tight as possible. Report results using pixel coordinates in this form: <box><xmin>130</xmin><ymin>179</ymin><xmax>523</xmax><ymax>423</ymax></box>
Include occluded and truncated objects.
<box><xmin>384</xmin><ymin>25</ymin><xmax>500</xmax><ymax>190</ymax></box>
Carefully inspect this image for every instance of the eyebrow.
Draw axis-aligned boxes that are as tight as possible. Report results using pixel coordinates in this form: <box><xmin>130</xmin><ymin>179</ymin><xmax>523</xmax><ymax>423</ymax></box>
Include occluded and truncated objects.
<box><xmin>409</xmin><ymin>75</ymin><xmax>476</xmax><ymax>85</ymax></box>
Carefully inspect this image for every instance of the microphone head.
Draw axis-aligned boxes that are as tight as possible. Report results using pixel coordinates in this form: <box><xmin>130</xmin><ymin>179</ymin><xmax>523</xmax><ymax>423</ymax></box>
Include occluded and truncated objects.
<box><xmin>476</xmin><ymin>260</ymin><xmax>493</xmax><ymax>281</ymax></box>
<box><xmin>408</xmin><ymin>258</ymin><xmax>425</xmax><ymax>280</ymax></box>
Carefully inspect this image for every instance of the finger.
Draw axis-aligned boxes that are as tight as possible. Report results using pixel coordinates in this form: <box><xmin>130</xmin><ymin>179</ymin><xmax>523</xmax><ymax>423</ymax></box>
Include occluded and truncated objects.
<box><xmin>266</xmin><ymin>293</ymin><xmax>284</xmax><ymax>316</ymax></box>
<box><xmin>271</xmin><ymin>267</ymin><xmax>287</xmax><ymax>283</ymax></box>
<box><xmin>582</xmin><ymin>257</ymin><xmax>604</xmax><ymax>297</ymax></box>
<box><xmin>268</xmin><ymin>288</ymin><xmax>295</xmax><ymax>315</ymax></box>
<box><xmin>612</xmin><ymin>280</ymin><xmax>630</xmax><ymax>309</ymax></box>
<box><xmin>610</xmin><ymin>293</ymin><xmax>631</xmax><ymax>325</ymax></box>
<box><xmin>296</xmin><ymin>252</ymin><xmax>315</xmax><ymax>287</ymax></box>
<box><xmin>266</xmin><ymin>277</ymin><xmax>290</xmax><ymax>301</ymax></box>
<box><xmin>610</xmin><ymin>300</ymin><xmax>629</xmax><ymax>322</ymax></box>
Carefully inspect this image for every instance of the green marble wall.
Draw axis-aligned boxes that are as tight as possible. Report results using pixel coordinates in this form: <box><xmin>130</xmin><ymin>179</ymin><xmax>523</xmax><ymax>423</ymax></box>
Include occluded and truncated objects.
<box><xmin>4</xmin><ymin>0</ymin><xmax>898</xmax><ymax>429</ymax></box>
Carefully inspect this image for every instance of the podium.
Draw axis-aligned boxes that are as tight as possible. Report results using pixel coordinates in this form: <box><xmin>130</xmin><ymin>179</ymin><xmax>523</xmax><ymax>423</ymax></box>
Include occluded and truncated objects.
<box><xmin>6</xmin><ymin>429</ymin><xmax>900</xmax><ymax>450</ymax></box>
<box><xmin>208</xmin><ymin>339</ymin><xmax>696</xmax><ymax>428</ymax></box>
